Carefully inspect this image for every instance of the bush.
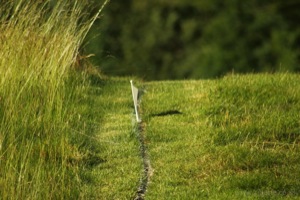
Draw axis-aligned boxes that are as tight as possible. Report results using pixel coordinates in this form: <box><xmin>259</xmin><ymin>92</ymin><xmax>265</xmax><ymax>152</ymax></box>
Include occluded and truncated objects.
<box><xmin>87</xmin><ymin>0</ymin><xmax>300</xmax><ymax>80</ymax></box>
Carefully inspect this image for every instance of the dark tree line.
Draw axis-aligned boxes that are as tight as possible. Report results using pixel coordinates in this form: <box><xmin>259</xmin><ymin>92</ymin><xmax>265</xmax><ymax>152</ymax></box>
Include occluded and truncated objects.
<box><xmin>86</xmin><ymin>0</ymin><xmax>300</xmax><ymax>80</ymax></box>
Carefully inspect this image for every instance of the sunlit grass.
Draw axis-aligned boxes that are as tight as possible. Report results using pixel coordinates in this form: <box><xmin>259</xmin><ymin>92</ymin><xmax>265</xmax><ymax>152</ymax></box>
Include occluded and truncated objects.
<box><xmin>79</xmin><ymin>78</ymin><xmax>141</xmax><ymax>199</ymax></box>
<box><xmin>0</xmin><ymin>0</ymin><xmax>108</xmax><ymax>199</ymax></box>
<box><xmin>142</xmin><ymin>74</ymin><xmax>300</xmax><ymax>199</ymax></box>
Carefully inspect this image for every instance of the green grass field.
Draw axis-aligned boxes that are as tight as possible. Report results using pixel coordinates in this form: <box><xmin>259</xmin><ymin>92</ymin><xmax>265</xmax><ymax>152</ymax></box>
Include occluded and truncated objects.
<box><xmin>90</xmin><ymin>74</ymin><xmax>300</xmax><ymax>199</ymax></box>
<box><xmin>142</xmin><ymin>74</ymin><xmax>300</xmax><ymax>199</ymax></box>
<box><xmin>1</xmin><ymin>1</ymin><xmax>300</xmax><ymax>199</ymax></box>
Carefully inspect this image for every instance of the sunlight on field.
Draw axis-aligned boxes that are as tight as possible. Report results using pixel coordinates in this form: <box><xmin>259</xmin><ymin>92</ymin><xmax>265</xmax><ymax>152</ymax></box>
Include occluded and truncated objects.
<box><xmin>142</xmin><ymin>74</ymin><xmax>300</xmax><ymax>199</ymax></box>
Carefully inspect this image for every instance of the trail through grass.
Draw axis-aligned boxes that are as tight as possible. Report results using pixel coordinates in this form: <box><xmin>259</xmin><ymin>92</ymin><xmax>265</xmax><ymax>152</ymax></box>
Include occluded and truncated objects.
<box><xmin>89</xmin><ymin>74</ymin><xmax>300</xmax><ymax>199</ymax></box>
<box><xmin>3</xmin><ymin>1</ymin><xmax>299</xmax><ymax>199</ymax></box>
<box><xmin>81</xmin><ymin>74</ymin><xmax>300</xmax><ymax>200</ymax></box>
<box><xmin>80</xmin><ymin>77</ymin><xmax>142</xmax><ymax>199</ymax></box>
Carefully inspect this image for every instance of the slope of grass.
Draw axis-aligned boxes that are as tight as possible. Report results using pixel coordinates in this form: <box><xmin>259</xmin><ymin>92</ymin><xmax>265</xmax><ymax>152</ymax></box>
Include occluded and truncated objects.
<box><xmin>140</xmin><ymin>73</ymin><xmax>300</xmax><ymax>199</ymax></box>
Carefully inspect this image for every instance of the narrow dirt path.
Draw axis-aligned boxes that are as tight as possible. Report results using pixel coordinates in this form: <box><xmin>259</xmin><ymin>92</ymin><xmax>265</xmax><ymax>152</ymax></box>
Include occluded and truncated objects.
<box><xmin>134</xmin><ymin>120</ymin><xmax>152</xmax><ymax>200</ymax></box>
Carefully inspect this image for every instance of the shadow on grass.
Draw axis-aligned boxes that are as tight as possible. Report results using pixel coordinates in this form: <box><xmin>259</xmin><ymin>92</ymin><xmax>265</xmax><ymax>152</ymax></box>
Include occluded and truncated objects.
<box><xmin>150</xmin><ymin>110</ymin><xmax>183</xmax><ymax>117</ymax></box>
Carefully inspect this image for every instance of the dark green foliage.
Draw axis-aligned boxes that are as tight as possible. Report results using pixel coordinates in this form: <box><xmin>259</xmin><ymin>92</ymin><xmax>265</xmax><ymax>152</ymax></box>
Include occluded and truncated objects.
<box><xmin>86</xmin><ymin>0</ymin><xmax>300</xmax><ymax>80</ymax></box>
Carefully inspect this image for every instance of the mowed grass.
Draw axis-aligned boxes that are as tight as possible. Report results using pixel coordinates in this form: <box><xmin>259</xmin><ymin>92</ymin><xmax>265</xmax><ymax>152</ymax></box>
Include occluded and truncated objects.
<box><xmin>80</xmin><ymin>77</ymin><xmax>142</xmax><ymax>199</ymax></box>
<box><xmin>142</xmin><ymin>74</ymin><xmax>300</xmax><ymax>199</ymax></box>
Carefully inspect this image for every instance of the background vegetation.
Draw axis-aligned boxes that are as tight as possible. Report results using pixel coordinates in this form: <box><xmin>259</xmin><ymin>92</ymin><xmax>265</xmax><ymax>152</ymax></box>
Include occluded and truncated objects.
<box><xmin>87</xmin><ymin>0</ymin><xmax>300</xmax><ymax>80</ymax></box>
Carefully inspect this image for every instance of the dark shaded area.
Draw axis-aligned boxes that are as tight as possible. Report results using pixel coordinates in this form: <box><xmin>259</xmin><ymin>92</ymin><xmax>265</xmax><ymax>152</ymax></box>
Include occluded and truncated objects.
<box><xmin>68</xmin><ymin>152</ymin><xmax>106</xmax><ymax>169</ymax></box>
<box><xmin>151</xmin><ymin>110</ymin><xmax>183</xmax><ymax>117</ymax></box>
<box><xmin>86</xmin><ymin>0</ymin><xmax>300</xmax><ymax>80</ymax></box>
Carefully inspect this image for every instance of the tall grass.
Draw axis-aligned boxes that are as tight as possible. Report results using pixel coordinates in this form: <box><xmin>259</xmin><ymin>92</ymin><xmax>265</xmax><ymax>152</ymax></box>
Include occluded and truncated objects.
<box><xmin>0</xmin><ymin>0</ymin><xmax>108</xmax><ymax>199</ymax></box>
